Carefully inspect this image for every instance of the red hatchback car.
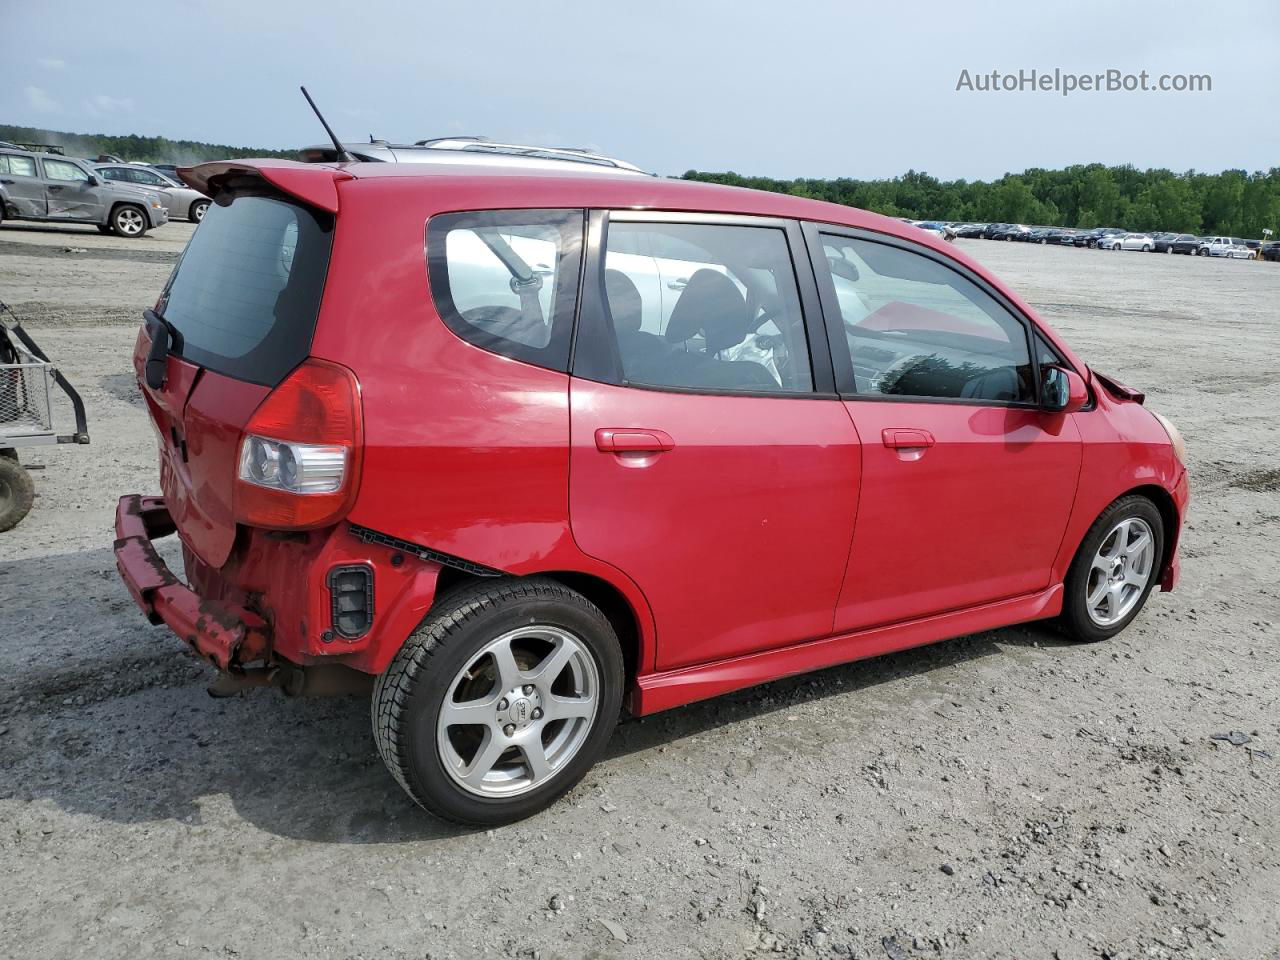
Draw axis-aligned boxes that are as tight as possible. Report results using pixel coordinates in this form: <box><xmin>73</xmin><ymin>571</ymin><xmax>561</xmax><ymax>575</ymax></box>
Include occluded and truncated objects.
<box><xmin>115</xmin><ymin>157</ymin><xmax>1188</xmax><ymax>824</ymax></box>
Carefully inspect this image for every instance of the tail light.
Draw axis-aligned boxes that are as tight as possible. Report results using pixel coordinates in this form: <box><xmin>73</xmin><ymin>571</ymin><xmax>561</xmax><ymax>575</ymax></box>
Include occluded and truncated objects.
<box><xmin>234</xmin><ymin>359</ymin><xmax>362</xmax><ymax>529</ymax></box>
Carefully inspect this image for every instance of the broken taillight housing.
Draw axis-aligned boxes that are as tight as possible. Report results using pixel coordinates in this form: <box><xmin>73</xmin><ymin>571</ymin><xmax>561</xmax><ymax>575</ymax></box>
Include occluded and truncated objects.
<box><xmin>233</xmin><ymin>359</ymin><xmax>362</xmax><ymax>529</ymax></box>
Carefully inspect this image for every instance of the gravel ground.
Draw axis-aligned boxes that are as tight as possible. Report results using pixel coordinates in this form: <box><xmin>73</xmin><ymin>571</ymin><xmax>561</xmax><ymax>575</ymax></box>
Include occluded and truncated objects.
<box><xmin>0</xmin><ymin>221</ymin><xmax>1277</xmax><ymax>960</ymax></box>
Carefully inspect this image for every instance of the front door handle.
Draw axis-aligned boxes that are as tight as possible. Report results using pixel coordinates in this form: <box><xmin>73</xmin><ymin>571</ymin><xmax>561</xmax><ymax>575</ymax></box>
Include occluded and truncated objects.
<box><xmin>882</xmin><ymin>428</ymin><xmax>935</xmax><ymax>449</ymax></box>
<box><xmin>595</xmin><ymin>428</ymin><xmax>675</xmax><ymax>453</ymax></box>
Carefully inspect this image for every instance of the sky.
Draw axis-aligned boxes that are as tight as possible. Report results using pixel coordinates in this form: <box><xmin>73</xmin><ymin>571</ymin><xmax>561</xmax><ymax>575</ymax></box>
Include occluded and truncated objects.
<box><xmin>3</xmin><ymin>0</ymin><xmax>1276</xmax><ymax>182</ymax></box>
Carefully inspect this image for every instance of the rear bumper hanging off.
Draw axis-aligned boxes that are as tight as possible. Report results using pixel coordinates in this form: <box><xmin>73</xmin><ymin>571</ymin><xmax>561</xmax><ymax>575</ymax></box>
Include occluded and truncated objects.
<box><xmin>113</xmin><ymin>494</ymin><xmax>268</xmax><ymax>670</ymax></box>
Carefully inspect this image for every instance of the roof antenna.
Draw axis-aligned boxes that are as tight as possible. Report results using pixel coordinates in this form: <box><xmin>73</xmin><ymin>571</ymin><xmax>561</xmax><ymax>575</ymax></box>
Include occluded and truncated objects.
<box><xmin>300</xmin><ymin>85</ymin><xmax>354</xmax><ymax>163</ymax></box>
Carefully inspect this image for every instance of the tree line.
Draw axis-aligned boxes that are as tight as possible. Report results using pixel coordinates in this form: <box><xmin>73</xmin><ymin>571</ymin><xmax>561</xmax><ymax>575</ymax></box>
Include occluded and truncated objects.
<box><xmin>0</xmin><ymin>124</ymin><xmax>294</xmax><ymax>166</ymax></box>
<box><xmin>683</xmin><ymin>165</ymin><xmax>1280</xmax><ymax>238</ymax></box>
<box><xmin>5</xmin><ymin>123</ymin><xmax>1274</xmax><ymax>237</ymax></box>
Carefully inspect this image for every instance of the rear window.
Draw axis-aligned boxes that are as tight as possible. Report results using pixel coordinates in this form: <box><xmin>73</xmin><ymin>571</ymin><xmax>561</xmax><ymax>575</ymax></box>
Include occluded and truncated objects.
<box><xmin>157</xmin><ymin>190</ymin><xmax>334</xmax><ymax>386</ymax></box>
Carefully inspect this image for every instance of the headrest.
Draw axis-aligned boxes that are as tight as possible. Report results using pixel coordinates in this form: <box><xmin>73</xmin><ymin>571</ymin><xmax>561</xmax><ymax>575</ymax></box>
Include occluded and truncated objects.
<box><xmin>665</xmin><ymin>268</ymin><xmax>749</xmax><ymax>354</ymax></box>
<box><xmin>604</xmin><ymin>269</ymin><xmax>643</xmax><ymax>333</ymax></box>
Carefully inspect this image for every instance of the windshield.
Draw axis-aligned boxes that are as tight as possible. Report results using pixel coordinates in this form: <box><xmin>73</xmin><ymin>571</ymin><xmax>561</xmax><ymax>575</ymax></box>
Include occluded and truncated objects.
<box><xmin>157</xmin><ymin>191</ymin><xmax>334</xmax><ymax>385</ymax></box>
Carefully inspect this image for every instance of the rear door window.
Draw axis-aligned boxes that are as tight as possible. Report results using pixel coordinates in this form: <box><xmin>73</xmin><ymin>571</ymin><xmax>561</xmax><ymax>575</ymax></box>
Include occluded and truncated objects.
<box><xmin>600</xmin><ymin>220</ymin><xmax>813</xmax><ymax>394</ymax></box>
<box><xmin>156</xmin><ymin>189</ymin><xmax>334</xmax><ymax>386</ymax></box>
<box><xmin>426</xmin><ymin>210</ymin><xmax>584</xmax><ymax>373</ymax></box>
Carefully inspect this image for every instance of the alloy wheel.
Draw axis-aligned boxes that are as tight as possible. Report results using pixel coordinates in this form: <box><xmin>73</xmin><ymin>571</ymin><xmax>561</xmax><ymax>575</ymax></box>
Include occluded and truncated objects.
<box><xmin>1085</xmin><ymin>517</ymin><xmax>1156</xmax><ymax>626</ymax></box>
<box><xmin>116</xmin><ymin>208</ymin><xmax>144</xmax><ymax>235</ymax></box>
<box><xmin>437</xmin><ymin>625</ymin><xmax>600</xmax><ymax>798</ymax></box>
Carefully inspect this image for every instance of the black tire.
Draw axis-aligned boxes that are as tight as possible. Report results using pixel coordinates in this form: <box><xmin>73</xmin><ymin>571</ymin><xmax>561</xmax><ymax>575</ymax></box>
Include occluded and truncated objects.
<box><xmin>189</xmin><ymin>199</ymin><xmax>209</xmax><ymax>223</ymax></box>
<box><xmin>110</xmin><ymin>204</ymin><xmax>148</xmax><ymax>238</ymax></box>
<box><xmin>372</xmin><ymin>577</ymin><xmax>624</xmax><ymax>825</ymax></box>
<box><xmin>1059</xmin><ymin>495</ymin><xmax>1164</xmax><ymax>643</ymax></box>
<box><xmin>0</xmin><ymin>454</ymin><xmax>35</xmax><ymax>532</ymax></box>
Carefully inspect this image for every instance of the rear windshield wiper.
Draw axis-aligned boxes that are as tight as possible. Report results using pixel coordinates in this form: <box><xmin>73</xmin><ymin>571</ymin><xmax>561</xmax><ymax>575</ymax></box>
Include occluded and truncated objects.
<box><xmin>143</xmin><ymin>308</ymin><xmax>185</xmax><ymax>389</ymax></box>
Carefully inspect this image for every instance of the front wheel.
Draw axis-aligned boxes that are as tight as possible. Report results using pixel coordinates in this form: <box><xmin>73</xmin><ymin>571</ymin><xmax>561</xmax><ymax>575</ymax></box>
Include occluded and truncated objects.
<box><xmin>1143</xmin><ymin>245</ymin><xmax>1152</xmax><ymax>252</ymax></box>
<box><xmin>189</xmin><ymin>199</ymin><xmax>209</xmax><ymax>223</ymax></box>
<box><xmin>110</xmin><ymin>204</ymin><xmax>148</xmax><ymax>238</ymax></box>
<box><xmin>372</xmin><ymin>577</ymin><xmax>624</xmax><ymax>825</ymax></box>
<box><xmin>1060</xmin><ymin>496</ymin><xmax>1164</xmax><ymax>643</ymax></box>
<box><xmin>0</xmin><ymin>453</ymin><xmax>35</xmax><ymax>532</ymax></box>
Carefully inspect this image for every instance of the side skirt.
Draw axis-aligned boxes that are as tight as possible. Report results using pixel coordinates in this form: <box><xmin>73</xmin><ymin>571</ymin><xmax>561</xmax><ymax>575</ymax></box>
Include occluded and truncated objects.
<box><xmin>629</xmin><ymin>584</ymin><xmax>1064</xmax><ymax>715</ymax></box>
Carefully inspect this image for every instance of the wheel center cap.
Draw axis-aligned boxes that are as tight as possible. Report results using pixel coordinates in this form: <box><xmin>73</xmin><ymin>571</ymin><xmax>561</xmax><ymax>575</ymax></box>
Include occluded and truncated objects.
<box><xmin>497</xmin><ymin>685</ymin><xmax>542</xmax><ymax>731</ymax></box>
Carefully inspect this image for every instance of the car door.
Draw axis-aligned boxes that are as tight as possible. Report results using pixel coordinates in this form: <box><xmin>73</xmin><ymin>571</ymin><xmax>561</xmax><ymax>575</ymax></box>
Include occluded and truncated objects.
<box><xmin>807</xmin><ymin>225</ymin><xmax>1082</xmax><ymax>632</ymax></box>
<box><xmin>569</xmin><ymin>212</ymin><xmax>861</xmax><ymax>671</ymax></box>
<box><xmin>0</xmin><ymin>153</ymin><xmax>47</xmax><ymax>217</ymax></box>
<box><xmin>129</xmin><ymin>166</ymin><xmax>181</xmax><ymax>214</ymax></box>
<box><xmin>40</xmin><ymin>157</ymin><xmax>104</xmax><ymax>221</ymax></box>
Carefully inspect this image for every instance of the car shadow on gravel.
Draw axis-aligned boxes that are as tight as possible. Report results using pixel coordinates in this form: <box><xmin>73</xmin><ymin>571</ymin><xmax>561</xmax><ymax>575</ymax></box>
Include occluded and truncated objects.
<box><xmin>3</xmin><ymin>545</ymin><xmax>1070</xmax><ymax>845</ymax></box>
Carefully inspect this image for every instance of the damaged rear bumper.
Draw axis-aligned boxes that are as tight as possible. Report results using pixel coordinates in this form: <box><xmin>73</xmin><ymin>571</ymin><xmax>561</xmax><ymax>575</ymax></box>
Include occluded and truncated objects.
<box><xmin>113</xmin><ymin>494</ymin><xmax>268</xmax><ymax>670</ymax></box>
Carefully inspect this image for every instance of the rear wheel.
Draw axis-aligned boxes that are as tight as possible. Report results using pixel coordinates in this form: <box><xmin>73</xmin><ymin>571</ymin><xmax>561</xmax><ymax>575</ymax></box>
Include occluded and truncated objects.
<box><xmin>372</xmin><ymin>577</ymin><xmax>624</xmax><ymax>825</ymax></box>
<box><xmin>189</xmin><ymin>199</ymin><xmax>209</xmax><ymax>223</ymax></box>
<box><xmin>1060</xmin><ymin>495</ymin><xmax>1164</xmax><ymax>643</ymax></box>
<box><xmin>0</xmin><ymin>453</ymin><xmax>35</xmax><ymax>532</ymax></box>
<box><xmin>111</xmin><ymin>204</ymin><xmax>148</xmax><ymax>238</ymax></box>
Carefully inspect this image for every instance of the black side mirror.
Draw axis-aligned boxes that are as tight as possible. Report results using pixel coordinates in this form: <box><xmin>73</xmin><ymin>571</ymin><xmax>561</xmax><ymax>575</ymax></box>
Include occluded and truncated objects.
<box><xmin>85</xmin><ymin>174</ymin><xmax>99</xmax><ymax>186</ymax></box>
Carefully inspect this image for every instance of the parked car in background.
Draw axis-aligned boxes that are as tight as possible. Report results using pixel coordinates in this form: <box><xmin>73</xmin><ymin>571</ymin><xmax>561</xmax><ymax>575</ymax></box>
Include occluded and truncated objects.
<box><xmin>1155</xmin><ymin>233</ymin><xmax>1198</xmax><ymax>254</ymax></box>
<box><xmin>0</xmin><ymin>147</ymin><xmax>168</xmax><ymax>237</ymax></box>
<box><xmin>953</xmin><ymin>223</ymin><xmax>986</xmax><ymax>238</ymax></box>
<box><xmin>914</xmin><ymin>221</ymin><xmax>956</xmax><ymax>242</ymax></box>
<box><xmin>95</xmin><ymin>163</ymin><xmax>210</xmax><ymax>222</ymax></box>
<box><xmin>151</xmin><ymin>163</ymin><xmax>182</xmax><ymax>181</ymax></box>
<box><xmin>1026</xmin><ymin>227</ymin><xmax>1052</xmax><ymax>244</ymax></box>
<box><xmin>114</xmin><ymin>153</ymin><xmax>1187</xmax><ymax>825</ymax></box>
<box><xmin>1098</xmin><ymin>233</ymin><xmax>1153</xmax><ymax>252</ymax></box>
<box><xmin>1261</xmin><ymin>240</ymin><xmax>1280</xmax><ymax>262</ymax></box>
<box><xmin>1087</xmin><ymin>229</ymin><xmax>1127</xmax><ymax>249</ymax></box>
<box><xmin>989</xmin><ymin>223</ymin><xmax>1030</xmax><ymax>241</ymax></box>
<box><xmin>1198</xmin><ymin>236</ymin><xmax>1254</xmax><ymax>258</ymax></box>
<box><xmin>1167</xmin><ymin>235</ymin><xmax>1202</xmax><ymax>254</ymax></box>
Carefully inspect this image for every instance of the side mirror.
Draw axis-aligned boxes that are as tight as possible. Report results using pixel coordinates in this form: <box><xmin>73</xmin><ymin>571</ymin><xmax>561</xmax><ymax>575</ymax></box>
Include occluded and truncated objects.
<box><xmin>85</xmin><ymin>174</ymin><xmax>99</xmax><ymax>186</ymax></box>
<box><xmin>1041</xmin><ymin>366</ymin><xmax>1088</xmax><ymax>414</ymax></box>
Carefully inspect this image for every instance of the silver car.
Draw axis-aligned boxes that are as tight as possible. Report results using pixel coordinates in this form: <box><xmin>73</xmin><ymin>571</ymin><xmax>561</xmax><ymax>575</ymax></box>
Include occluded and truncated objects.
<box><xmin>94</xmin><ymin>163</ymin><xmax>210</xmax><ymax>222</ymax></box>
<box><xmin>0</xmin><ymin>148</ymin><xmax>168</xmax><ymax>237</ymax></box>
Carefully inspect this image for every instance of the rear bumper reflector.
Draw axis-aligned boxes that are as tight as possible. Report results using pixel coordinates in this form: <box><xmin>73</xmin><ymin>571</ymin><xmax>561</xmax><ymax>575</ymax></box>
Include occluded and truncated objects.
<box><xmin>328</xmin><ymin>565</ymin><xmax>374</xmax><ymax>638</ymax></box>
<box><xmin>113</xmin><ymin>494</ymin><xmax>269</xmax><ymax>670</ymax></box>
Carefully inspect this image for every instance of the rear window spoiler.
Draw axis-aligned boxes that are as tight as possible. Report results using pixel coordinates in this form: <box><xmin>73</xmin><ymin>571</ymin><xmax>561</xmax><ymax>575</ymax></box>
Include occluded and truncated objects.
<box><xmin>178</xmin><ymin>159</ymin><xmax>352</xmax><ymax>213</ymax></box>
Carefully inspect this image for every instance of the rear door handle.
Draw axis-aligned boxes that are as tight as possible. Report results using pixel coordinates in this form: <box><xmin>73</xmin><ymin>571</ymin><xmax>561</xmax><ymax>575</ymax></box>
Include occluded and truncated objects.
<box><xmin>595</xmin><ymin>428</ymin><xmax>675</xmax><ymax>453</ymax></box>
<box><xmin>882</xmin><ymin>428</ymin><xmax>935</xmax><ymax>449</ymax></box>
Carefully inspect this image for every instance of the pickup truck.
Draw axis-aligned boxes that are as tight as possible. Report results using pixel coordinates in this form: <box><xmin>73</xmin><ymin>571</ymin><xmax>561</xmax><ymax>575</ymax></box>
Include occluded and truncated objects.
<box><xmin>1197</xmin><ymin>236</ymin><xmax>1255</xmax><ymax>259</ymax></box>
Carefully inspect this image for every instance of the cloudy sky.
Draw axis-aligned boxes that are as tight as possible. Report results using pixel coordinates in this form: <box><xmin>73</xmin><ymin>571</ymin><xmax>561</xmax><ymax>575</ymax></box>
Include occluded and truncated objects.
<box><xmin>3</xmin><ymin>0</ymin><xmax>1276</xmax><ymax>181</ymax></box>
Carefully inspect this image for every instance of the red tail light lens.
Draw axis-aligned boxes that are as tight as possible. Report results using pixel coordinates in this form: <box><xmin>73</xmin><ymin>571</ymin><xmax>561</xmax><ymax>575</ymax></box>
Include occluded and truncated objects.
<box><xmin>234</xmin><ymin>359</ymin><xmax>363</xmax><ymax>530</ymax></box>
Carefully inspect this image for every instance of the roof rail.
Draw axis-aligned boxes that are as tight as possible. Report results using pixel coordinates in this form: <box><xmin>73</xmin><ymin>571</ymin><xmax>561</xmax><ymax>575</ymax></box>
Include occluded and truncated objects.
<box><xmin>411</xmin><ymin>137</ymin><xmax>644</xmax><ymax>173</ymax></box>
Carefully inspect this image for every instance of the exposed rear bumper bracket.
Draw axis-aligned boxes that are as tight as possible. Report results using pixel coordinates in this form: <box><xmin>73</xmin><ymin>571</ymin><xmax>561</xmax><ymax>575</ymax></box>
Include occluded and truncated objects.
<box><xmin>347</xmin><ymin>524</ymin><xmax>502</xmax><ymax>578</ymax></box>
<box><xmin>114</xmin><ymin>494</ymin><xmax>270</xmax><ymax>671</ymax></box>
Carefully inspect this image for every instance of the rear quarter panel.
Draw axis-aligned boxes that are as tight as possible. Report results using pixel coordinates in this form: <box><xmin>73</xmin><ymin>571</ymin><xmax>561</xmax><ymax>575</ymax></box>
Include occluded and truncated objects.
<box><xmin>307</xmin><ymin>178</ymin><xmax>657</xmax><ymax>666</ymax></box>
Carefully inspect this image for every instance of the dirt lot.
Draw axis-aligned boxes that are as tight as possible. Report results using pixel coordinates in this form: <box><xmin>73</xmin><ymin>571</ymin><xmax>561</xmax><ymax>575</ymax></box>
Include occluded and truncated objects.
<box><xmin>1</xmin><ymin>220</ymin><xmax>1277</xmax><ymax>960</ymax></box>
